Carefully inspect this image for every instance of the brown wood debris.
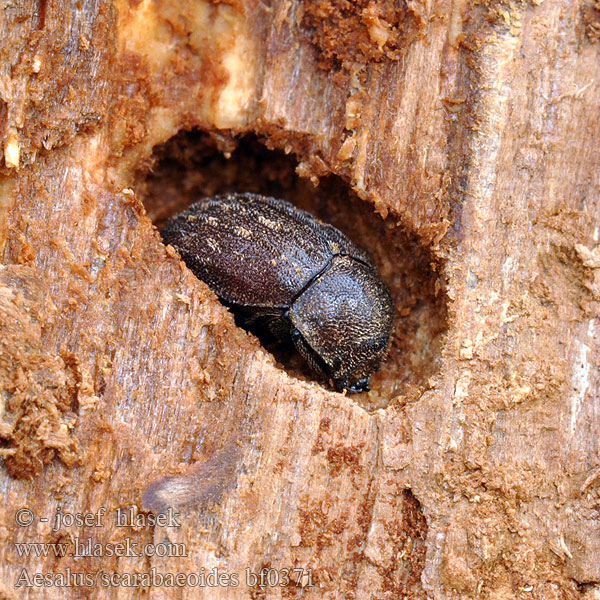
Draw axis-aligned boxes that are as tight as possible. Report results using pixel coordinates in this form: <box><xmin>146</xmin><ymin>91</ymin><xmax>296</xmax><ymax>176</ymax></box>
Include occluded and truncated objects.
<box><xmin>0</xmin><ymin>0</ymin><xmax>599</xmax><ymax>598</ymax></box>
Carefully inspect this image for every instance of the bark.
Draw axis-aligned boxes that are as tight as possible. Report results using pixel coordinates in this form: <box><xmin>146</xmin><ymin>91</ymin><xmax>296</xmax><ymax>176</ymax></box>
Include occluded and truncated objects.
<box><xmin>1</xmin><ymin>0</ymin><xmax>599</xmax><ymax>599</ymax></box>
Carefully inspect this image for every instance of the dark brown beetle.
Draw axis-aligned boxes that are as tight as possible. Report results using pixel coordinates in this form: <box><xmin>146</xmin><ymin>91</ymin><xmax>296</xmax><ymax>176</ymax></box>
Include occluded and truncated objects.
<box><xmin>161</xmin><ymin>193</ymin><xmax>393</xmax><ymax>393</ymax></box>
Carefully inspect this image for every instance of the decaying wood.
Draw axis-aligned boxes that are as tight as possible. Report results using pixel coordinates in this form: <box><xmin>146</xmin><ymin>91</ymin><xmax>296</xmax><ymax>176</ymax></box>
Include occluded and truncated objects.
<box><xmin>1</xmin><ymin>0</ymin><xmax>600</xmax><ymax>598</ymax></box>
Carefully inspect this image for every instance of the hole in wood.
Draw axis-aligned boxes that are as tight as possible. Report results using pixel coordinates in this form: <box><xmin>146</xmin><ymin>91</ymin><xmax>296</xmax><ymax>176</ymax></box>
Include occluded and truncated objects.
<box><xmin>136</xmin><ymin>131</ymin><xmax>447</xmax><ymax>409</ymax></box>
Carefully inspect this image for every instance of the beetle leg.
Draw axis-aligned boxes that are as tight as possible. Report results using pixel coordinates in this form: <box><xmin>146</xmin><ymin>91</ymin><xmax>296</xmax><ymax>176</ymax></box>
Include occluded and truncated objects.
<box><xmin>290</xmin><ymin>328</ymin><xmax>329</xmax><ymax>382</ymax></box>
<box><xmin>263</xmin><ymin>315</ymin><xmax>290</xmax><ymax>342</ymax></box>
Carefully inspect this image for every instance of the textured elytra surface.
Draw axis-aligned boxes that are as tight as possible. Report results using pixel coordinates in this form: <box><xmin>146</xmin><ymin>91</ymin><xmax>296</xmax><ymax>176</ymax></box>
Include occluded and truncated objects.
<box><xmin>161</xmin><ymin>193</ymin><xmax>373</xmax><ymax>308</ymax></box>
<box><xmin>0</xmin><ymin>0</ymin><xmax>600</xmax><ymax>599</ymax></box>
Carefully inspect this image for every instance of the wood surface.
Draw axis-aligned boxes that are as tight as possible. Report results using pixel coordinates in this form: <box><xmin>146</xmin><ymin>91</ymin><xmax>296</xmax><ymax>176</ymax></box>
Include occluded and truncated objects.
<box><xmin>1</xmin><ymin>0</ymin><xmax>600</xmax><ymax>598</ymax></box>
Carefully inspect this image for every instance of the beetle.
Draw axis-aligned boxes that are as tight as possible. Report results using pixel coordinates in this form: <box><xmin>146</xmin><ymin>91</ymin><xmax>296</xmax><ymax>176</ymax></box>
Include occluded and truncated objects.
<box><xmin>161</xmin><ymin>193</ymin><xmax>393</xmax><ymax>393</ymax></box>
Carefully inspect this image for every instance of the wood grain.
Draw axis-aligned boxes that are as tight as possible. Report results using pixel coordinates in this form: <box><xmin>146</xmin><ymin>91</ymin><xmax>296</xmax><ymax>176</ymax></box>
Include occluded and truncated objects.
<box><xmin>1</xmin><ymin>0</ymin><xmax>599</xmax><ymax>598</ymax></box>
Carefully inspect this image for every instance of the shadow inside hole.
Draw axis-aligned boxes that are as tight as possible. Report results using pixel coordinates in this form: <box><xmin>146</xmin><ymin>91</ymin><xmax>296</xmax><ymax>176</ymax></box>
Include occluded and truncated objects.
<box><xmin>135</xmin><ymin>130</ymin><xmax>448</xmax><ymax>409</ymax></box>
